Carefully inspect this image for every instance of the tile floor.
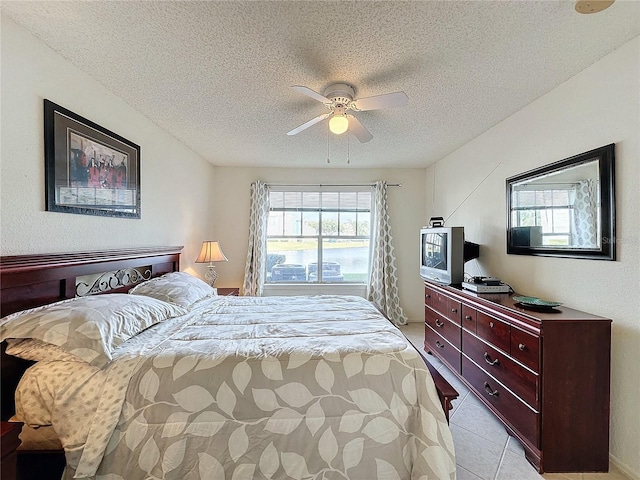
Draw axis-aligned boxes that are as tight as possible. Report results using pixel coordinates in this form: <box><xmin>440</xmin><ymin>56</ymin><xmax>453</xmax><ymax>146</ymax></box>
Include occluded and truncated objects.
<box><xmin>399</xmin><ymin>323</ymin><xmax>631</xmax><ymax>480</ymax></box>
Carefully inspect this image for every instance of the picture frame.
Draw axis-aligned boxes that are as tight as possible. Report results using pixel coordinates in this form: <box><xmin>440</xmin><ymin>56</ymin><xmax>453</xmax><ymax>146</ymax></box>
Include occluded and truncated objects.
<box><xmin>44</xmin><ymin>99</ymin><xmax>141</xmax><ymax>218</ymax></box>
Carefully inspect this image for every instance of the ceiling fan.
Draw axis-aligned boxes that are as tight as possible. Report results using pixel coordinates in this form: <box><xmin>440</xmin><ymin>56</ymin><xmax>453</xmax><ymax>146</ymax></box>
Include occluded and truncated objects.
<box><xmin>287</xmin><ymin>83</ymin><xmax>408</xmax><ymax>143</ymax></box>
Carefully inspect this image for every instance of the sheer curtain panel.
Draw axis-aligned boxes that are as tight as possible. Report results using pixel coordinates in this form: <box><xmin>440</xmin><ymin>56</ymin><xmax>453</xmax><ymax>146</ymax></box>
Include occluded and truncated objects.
<box><xmin>368</xmin><ymin>181</ymin><xmax>408</xmax><ymax>326</ymax></box>
<box><xmin>242</xmin><ymin>181</ymin><xmax>269</xmax><ymax>296</ymax></box>
<box><xmin>571</xmin><ymin>180</ymin><xmax>598</xmax><ymax>247</ymax></box>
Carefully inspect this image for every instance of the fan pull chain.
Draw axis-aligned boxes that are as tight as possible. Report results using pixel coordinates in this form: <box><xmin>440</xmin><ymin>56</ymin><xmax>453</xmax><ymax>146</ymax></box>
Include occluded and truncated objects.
<box><xmin>326</xmin><ymin>124</ymin><xmax>330</xmax><ymax>164</ymax></box>
<box><xmin>347</xmin><ymin>133</ymin><xmax>350</xmax><ymax>164</ymax></box>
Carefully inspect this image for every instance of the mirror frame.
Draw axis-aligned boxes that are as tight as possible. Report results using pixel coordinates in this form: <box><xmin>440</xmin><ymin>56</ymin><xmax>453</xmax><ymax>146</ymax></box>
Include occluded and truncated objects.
<box><xmin>506</xmin><ymin>144</ymin><xmax>615</xmax><ymax>260</ymax></box>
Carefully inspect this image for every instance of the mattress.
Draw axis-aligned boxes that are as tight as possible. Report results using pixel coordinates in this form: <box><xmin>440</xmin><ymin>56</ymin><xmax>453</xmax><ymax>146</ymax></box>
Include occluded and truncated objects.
<box><xmin>14</xmin><ymin>294</ymin><xmax>456</xmax><ymax>479</ymax></box>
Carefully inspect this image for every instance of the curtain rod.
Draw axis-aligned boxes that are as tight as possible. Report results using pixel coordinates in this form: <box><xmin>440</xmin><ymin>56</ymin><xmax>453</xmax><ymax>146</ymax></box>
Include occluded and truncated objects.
<box><xmin>266</xmin><ymin>183</ymin><xmax>402</xmax><ymax>188</ymax></box>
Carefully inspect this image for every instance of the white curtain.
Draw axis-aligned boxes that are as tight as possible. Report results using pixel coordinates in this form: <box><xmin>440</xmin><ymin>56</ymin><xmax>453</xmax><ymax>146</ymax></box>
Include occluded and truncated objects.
<box><xmin>242</xmin><ymin>181</ymin><xmax>269</xmax><ymax>296</ymax></box>
<box><xmin>368</xmin><ymin>181</ymin><xmax>408</xmax><ymax>326</ymax></box>
<box><xmin>571</xmin><ymin>180</ymin><xmax>598</xmax><ymax>248</ymax></box>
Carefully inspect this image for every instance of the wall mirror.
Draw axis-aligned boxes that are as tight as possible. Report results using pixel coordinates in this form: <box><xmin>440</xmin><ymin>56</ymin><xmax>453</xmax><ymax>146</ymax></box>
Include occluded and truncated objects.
<box><xmin>506</xmin><ymin>144</ymin><xmax>615</xmax><ymax>260</ymax></box>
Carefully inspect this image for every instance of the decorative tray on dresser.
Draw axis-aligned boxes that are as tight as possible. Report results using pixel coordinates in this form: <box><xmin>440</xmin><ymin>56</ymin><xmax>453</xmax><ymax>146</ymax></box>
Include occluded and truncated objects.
<box><xmin>423</xmin><ymin>281</ymin><xmax>611</xmax><ymax>473</ymax></box>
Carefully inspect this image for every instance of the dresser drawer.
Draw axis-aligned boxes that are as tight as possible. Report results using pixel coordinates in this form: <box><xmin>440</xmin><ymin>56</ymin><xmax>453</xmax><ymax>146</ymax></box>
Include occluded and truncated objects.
<box><xmin>430</xmin><ymin>290</ymin><xmax>462</xmax><ymax>325</ymax></box>
<box><xmin>462</xmin><ymin>304</ymin><xmax>477</xmax><ymax>333</ymax></box>
<box><xmin>462</xmin><ymin>356</ymin><xmax>539</xmax><ymax>447</ymax></box>
<box><xmin>432</xmin><ymin>292</ymin><xmax>462</xmax><ymax>324</ymax></box>
<box><xmin>425</xmin><ymin>324</ymin><xmax>461</xmax><ymax>373</ymax></box>
<box><xmin>448</xmin><ymin>299</ymin><xmax>462</xmax><ymax>324</ymax></box>
<box><xmin>432</xmin><ymin>290</ymin><xmax>450</xmax><ymax>317</ymax></box>
<box><xmin>426</xmin><ymin>308</ymin><xmax>461</xmax><ymax>349</ymax></box>
<box><xmin>476</xmin><ymin>311</ymin><xmax>510</xmax><ymax>353</ymax></box>
<box><xmin>424</xmin><ymin>286</ymin><xmax>434</xmax><ymax>308</ymax></box>
<box><xmin>462</xmin><ymin>330</ymin><xmax>539</xmax><ymax>408</ymax></box>
<box><xmin>511</xmin><ymin>327</ymin><xmax>540</xmax><ymax>373</ymax></box>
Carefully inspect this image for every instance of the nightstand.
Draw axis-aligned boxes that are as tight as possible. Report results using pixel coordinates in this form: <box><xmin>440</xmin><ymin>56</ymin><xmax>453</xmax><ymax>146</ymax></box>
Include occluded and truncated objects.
<box><xmin>1</xmin><ymin>422</ymin><xmax>22</xmax><ymax>480</ymax></box>
<box><xmin>217</xmin><ymin>287</ymin><xmax>240</xmax><ymax>296</ymax></box>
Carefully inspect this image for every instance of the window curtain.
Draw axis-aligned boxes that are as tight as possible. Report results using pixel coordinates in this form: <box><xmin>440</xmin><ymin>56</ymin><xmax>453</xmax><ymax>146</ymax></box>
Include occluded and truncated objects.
<box><xmin>242</xmin><ymin>181</ymin><xmax>269</xmax><ymax>296</ymax></box>
<box><xmin>571</xmin><ymin>180</ymin><xmax>598</xmax><ymax>248</ymax></box>
<box><xmin>368</xmin><ymin>181</ymin><xmax>408</xmax><ymax>326</ymax></box>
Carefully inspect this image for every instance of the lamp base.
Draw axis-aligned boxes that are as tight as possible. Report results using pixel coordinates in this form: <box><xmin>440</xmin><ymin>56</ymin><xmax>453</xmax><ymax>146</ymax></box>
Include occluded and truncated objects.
<box><xmin>205</xmin><ymin>265</ymin><xmax>218</xmax><ymax>286</ymax></box>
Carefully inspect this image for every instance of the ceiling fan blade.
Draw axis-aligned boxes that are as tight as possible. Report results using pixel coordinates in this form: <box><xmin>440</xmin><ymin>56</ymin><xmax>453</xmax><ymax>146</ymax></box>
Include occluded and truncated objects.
<box><xmin>352</xmin><ymin>91</ymin><xmax>408</xmax><ymax>111</ymax></box>
<box><xmin>287</xmin><ymin>113</ymin><xmax>331</xmax><ymax>136</ymax></box>
<box><xmin>347</xmin><ymin>115</ymin><xmax>373</xmax><ymax>143</ymax></box>
<box><xmin>291</xmin><ymin>85</ymin><xmax>331</xmax><ymax>103</ymax></box>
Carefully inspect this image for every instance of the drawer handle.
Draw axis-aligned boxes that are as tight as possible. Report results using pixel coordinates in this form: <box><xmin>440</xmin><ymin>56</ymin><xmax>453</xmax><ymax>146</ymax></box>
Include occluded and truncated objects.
<box><xmin>484</xmin><ymin>382</ymin><xmax>499</xmax><ymax>397</ymax></box>
<box><xmin>435</xmin><ymin>340</ymin><xmax>445</xmax><ymax>349</ymax></box>
<box><xmin>435</xmin><ymin>319</ymin><xmax>444</xmax><ymax>328</ymax></box>
<box><xmin>425</xmin><ymin>294</ymin><xmax>431</xmax><ymax>299</ymax></box>
<box><xmin>489</xmin><ymin>321</ymin><xmax>494</xmax><ymax>328</ymax></box>
<box><xmin>465</xmin><ymin>315</ymin><xmax>472</xmax><ymax>321</ymax></box>
<box><xmin>518</xmin><ymin>343</ymin><xmax>526</xmax><ymax>351</ymax></box>
<box><xmin>451</xmin><ymin>307</ymin><xmax>458</xmax><ymax>313</ymax></box>
<box><xmin>484</xmin><ymin>352</ymin><xmax>500</xmax><ymax>366</ymax></box>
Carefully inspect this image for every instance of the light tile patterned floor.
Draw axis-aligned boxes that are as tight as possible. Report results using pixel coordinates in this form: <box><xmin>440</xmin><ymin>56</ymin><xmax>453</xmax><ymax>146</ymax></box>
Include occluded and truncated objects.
<box><xmin>399</xmin><ymin>323</ymin><xmax>631</xmax><ymax>480</ymax></box>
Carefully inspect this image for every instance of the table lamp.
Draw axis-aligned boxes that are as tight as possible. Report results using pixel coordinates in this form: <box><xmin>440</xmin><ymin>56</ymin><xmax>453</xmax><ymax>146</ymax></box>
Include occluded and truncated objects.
<box><xmin>195</xmin><ymin>241</ymin><xmax>228</xmax><ymax>286</ymax></box>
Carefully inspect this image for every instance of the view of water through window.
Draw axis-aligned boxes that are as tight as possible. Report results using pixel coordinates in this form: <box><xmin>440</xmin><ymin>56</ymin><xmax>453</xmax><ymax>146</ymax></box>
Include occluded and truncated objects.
<box><xmin>266</xmin><ymin>190</ymin><xmax>372</xmax><ymax>284</ymax></box>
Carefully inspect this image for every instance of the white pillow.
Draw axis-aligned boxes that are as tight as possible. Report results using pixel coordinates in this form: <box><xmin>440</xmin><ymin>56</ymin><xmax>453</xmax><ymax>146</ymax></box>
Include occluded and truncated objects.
<box><xmin>129</xmin><ymin>271</ymin><xmax>216</xmax><ymax>308</ymax></box>
<box><xmin>0</xmin><ymin>294</ymin><xmax>186</xmax><ymax>367</ymax></box>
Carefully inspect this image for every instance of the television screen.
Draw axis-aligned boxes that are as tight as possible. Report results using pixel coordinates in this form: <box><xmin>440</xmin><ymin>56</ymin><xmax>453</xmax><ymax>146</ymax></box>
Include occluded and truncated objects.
<box><xmin>422</xmin><ymin>232</ymin><xmax>447</xmax><ymax>271</ymax></box>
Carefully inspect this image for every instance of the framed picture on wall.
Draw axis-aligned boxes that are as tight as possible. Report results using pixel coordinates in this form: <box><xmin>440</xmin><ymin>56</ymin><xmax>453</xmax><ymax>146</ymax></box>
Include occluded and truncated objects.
<box><xmin>44</xmin><ymin>99</ymin><xmax>141</xmax><ymax>218</ymax></box>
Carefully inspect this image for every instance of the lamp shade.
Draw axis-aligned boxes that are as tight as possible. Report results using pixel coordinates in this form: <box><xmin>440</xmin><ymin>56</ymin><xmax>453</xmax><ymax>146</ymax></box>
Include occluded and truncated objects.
<box><xmin>195</xmin><ymin>241</ymin><xmax>228</xmax><ymax>263</ymax></box>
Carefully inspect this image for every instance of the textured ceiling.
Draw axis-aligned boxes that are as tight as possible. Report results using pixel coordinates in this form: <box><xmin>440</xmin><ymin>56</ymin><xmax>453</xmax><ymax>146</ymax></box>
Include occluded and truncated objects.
<box><xmin>2</xmin><ymin>1</ymin><xmax>639</xmax><ymax>168</ymax></box>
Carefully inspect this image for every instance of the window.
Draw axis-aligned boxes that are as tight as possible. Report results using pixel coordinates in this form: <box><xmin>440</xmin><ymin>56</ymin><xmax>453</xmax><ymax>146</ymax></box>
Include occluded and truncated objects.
<box><xmin>510</xmin><ymin>184</ymin><xmax>575</xmax><ymax>246</ymax></box>
<box><xmin>266</xmin><ymin>189</ymin><xmax>372</xmax><ymax>284</ymax></box>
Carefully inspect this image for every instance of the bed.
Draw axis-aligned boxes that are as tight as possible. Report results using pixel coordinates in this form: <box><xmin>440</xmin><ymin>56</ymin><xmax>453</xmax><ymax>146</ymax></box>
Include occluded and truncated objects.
<box><xmin>0</xmin><ymin>247</ymin><xmax>457</xmax><ymax>480</ymax></box>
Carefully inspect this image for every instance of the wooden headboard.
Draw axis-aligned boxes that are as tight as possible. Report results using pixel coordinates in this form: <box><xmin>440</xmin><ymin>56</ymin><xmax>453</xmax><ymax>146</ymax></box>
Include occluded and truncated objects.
<box><xmin>0</xmin><ymin>246</ymin><xmax>183</xmax><ymax>420</ymax></box>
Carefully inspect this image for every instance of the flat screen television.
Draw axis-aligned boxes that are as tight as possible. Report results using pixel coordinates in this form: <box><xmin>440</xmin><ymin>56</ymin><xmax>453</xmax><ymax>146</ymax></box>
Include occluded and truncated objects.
<box><xmin>420</xmin><ymin>226</ymin><xmax>467</xmax><ymax>285</ymax></box>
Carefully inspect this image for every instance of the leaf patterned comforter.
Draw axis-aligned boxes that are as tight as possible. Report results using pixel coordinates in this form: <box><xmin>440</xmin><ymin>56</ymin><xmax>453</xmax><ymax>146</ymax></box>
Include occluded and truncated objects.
<box><xmin>61</xmin><ymin>295</ymin><xmax>456</xmax><ymax>479</ymax></box>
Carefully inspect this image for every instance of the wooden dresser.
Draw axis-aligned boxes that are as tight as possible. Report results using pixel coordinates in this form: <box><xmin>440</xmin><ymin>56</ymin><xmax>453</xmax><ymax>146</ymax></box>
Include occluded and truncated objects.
<box><xmin>423</xmin><ymin>281</ymin><xmax>611</xmax><ymax>473</ymax></box>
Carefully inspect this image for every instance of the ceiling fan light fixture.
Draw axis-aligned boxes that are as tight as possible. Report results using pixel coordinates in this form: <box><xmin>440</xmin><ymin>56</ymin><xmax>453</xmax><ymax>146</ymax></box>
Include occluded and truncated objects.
<box><xmin>288</xmin><ymin>83</ymin><xmax>407</xmax><ymax>142</ymax></box>
<box><xmin>329</xmin><ymin>114</ymin><xmax>349</xmax><ymax>135</ymax></box>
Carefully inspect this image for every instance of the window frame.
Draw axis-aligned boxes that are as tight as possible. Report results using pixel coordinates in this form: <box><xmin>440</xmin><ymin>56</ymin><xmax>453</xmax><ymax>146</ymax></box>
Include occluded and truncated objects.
<box><xmin>265</xmin><ymin>186</ymin><xmax>373</xmax><ymax>287</ymax></box>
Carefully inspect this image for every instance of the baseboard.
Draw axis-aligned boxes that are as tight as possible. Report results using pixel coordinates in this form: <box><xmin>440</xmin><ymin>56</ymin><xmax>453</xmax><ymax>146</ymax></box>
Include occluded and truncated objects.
<box><xmin>610</xmin><ymin>453</ymin><xmax>640</xmax><ymax>480</ymax></box>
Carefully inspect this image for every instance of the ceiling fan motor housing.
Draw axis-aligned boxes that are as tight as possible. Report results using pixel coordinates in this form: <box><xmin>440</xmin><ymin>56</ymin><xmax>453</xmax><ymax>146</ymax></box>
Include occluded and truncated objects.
<box><xmin>324</xmin><ymin>83</ymin><xmax>355</xmax><ymax>108</ymax></box>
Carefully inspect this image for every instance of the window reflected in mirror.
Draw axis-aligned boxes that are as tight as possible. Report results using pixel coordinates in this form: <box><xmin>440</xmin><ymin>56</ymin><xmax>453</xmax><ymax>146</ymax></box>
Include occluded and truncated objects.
<box><xmin>506</xmin><ymin>144</ymin><xmax>615</xmax><ymax>260</ymax></box>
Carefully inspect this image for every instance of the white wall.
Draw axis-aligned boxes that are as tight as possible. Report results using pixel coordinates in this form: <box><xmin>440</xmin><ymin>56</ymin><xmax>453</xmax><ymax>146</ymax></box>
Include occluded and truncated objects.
<box><xmin>426</xmin><ymin>37</ymin><xmax>640</xmax><ymax>479</ymax></box>
<box><xmin>5</xmin><ymin>10</ymin><xmax>637</xmax><ymax>476</ymax></box>
<box><xmin>212</xmin><ymin>167</ymin><xmax>427</xmax><ymax>321</ymax></box>
<box><xmin>0</xmin><ymin>17</ymin><xmax>215</xmax><ymax>270</ymax></box>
